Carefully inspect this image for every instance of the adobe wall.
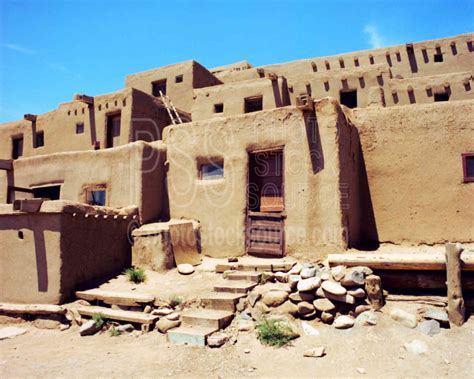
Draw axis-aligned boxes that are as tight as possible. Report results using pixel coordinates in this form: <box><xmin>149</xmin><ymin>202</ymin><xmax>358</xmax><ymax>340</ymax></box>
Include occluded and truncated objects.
<box><xmin>0</xmin><ymin>201</ymin><xmax>135</xmax><ymax>304</ymax></box>
<box><xmin>191</xmin><ymin>77</ymin><xmax>290</xmax><ymax>121</ymax></box>
<box><xmin>352</xmin><ymin>99</ymin><xmax>474</xmax><ymax>245</ymax></box>
<box><xmin>1</xmin><ymin>141</ymin><xmax>167</xmax><ymax>223</ymax></box>
<box><xmin>164</xmin><ymin>102</ymin><xmax>358</xmax><ymax>259</ymax></box>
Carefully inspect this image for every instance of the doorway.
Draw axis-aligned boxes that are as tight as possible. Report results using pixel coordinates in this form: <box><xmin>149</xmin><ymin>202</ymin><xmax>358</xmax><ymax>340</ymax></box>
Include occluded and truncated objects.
<box><xmin>246</xmin><ymin>148</ymin><xmax>285</xmax><ymax>257</ymax></box>
<box><xmin>106</xmin><ymin>113</ymin><xmax>121</xmax><ymax>148</ymax></box>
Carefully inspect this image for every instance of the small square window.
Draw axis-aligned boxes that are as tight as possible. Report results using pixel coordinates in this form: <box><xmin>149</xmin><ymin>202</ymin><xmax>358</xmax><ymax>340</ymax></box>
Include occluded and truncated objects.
<box><xmin>175</xmin><ymin>75</ymin><xmax>183</xmax><ymax>83</ymax></box>
<box><xmin>462</xmin><ymin>154</ymin><xmax>474</xmax><ymax>183</ymax></box>
<box><xmin>152</xmin><ymin>79</ymin><xmax>167</xmax><ymax>96</ymax></box>
<box><xmin>76</xmin><ymin>122</ymin><xmax>84</xmax><ymax>134</ymax></box>
<box><xmin>86</xmin><ymin>188</ymin><xmax>107</xmax><ymax>206</ymax></box>
<box><xmin>434</xmin><ymin>92</ymin><xmax>449</xmax><ymax>102</ymax></box>
<box><xmin>35</xmin><ymin>131</ymin><xmax>44</xmax><ymax>148</ymax></box>
<box><xmin>244</xmin><ymin>96</ymin><xmax>263</xmax><ymax>113</ymax></box>
<box><xmin>214</xmin><ymin>103</ymin><xmax>224</xmax><ymax>113</ymax></box>
<box><xmin>199</xmin><ymin>161</ymin><xmax>224</xmax><ymax>180</ymax></box>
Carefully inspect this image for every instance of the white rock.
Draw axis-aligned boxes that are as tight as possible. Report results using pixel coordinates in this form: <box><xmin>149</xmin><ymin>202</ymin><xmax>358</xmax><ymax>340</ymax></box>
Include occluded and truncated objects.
<box><xmin>313</xmin><ymin>298</ymin><xmax>336</xmax><ymax>312</ymax></box>
<box><xmin>177</xmin><ymin>263</ymin><xmax>194</xmax><ymax>275</ymax></box>
<box><xmin>297</xmin><ymin>277</ymin><xmax>322</xmax><ymax>292</ymax></box>
<box><xmin>275</xmin><ymin>272</ymin><xmax>288</xmax><ymax>283</ymax></box>
<box><xmin>0</xmin><ymin>327</ymin><xmax>27</xmax><ymax>340</ymax></box>
<box><xmin>152</xmin><ymin>307</ymin><xmax>173</xmax><ymax>316</ymax></box>
<box><xmin>331</xmin><ymin>265</ymin><xmax>346</xmax><ymax>281</ymax></box>
<box><xmin>348</xmin><ymin>288</ymin><xmax>366</xmax><ymax>298</ymax></box>
<box><xmin>301</xmin><ymin>267</ymin><xmax>318</xmax><ymax>279</ymax></box>
<box><xmin>356</xmin><ymin>311</ymin><xmax>377</xmax><ymax>326</ymax></box>
<box><xmin>334</xmin><ymin>315</ymin><xmax>355</xmax><ymax>329</ymax></box>
<box><xmin>79</xmin><ymin>320</ymin><xmax>102</xmax><ymax>336</ymax></box>
<box><xmin>117</xmin><ymin>324</ymin><xmax>135</xmax><ymax>333</ymax></box>
<box><xmin>165</xmin><ymin>313</ymin><xmax>180</xmax><ymax>321</ymax></box>
<box><xmin>324</xmin><ymin>292</ymin><xmax>355</xmax><ymax>305</ymax></box>
<box><xmin>422</xmin><ymin>309</ymin><xmax>449</xmax><ymax>323</ymax></box>
<box><xmin>418</xmin><ymin>320</ymin><xmax>440</xmax><ymax>336</ymax></box>
<box><xmin>289</xmin><ymin>263</ymin><xmax>303</xmax><ymax>275</ymax></box>
<box><xmin>288</xmin><ymin>275</ymin><xmax>301</xmax><ymax>290</ymax></box>
<box><xmin>321</xmin><ymin>280</ymin><xmax>346</xmax><ymax>296</ymax></box>
<box><xmin>303</xmin><ymin>346</ymin><xmax>326</xmax><ymax>357</ymax></box>
<box><xmin>244</xmin><ymin>348</ymin><xmax>251</xmax><ymax>354</ymax></box>
<box><xmin>391</xmin><ymin>309</ymin><xmax>417</xmax><ymax>328</ymax></box>
<box><xmin>207</xmin><ymin>333</ymin><xmax>229</xmax><ymax>347</ymax></box>
<box><xmin>261</xmin><ymin>290</ymin><xmax>289</xmax><ymax>307</ymax></box>
<box><xmin>155</xmin><ymin>318</ymin><xmax>181</xmax><ymax>333</ymax></box>
<box><xmin>356</xmin><ymin>367</ymin><xmax>366</xmax><ymax>374</ymax></box>
<box><xmin>403</xmin><ymin>340</ymin><xmax>429</xmax><ymax>355</ymax></box>
<box><xmin>302</xmin><ymin>322</ymin><xmax>320</xmax><ymax>336</ymax></box>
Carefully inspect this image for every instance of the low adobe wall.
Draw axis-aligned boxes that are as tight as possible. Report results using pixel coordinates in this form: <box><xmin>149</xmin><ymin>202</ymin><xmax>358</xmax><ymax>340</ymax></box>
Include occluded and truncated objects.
<box><xmin>0</xmin><ymin>201</ymin><xmax>137</xmax><ymax>304</ymax></box>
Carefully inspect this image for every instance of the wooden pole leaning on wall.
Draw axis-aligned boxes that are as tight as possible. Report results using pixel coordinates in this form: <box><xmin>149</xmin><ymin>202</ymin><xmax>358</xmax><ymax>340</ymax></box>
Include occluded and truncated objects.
<box><xmin>445</xmin><ymin>242</ymin><xmax>465</xmax><ymax>326</ymax></box>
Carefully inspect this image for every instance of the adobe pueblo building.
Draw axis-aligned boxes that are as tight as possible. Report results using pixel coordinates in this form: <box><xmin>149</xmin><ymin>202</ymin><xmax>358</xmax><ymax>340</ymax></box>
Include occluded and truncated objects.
<box><xmin>0</xmin><ymin>33</ymin><xmax>473</xmax><ymax>304</ymax></box>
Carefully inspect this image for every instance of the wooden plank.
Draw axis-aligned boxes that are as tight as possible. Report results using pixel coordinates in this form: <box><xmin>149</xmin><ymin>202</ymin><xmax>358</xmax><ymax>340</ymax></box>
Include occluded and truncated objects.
<box><xmin>77</xmin><ymin>306</ymin><xmax>158</xmax><ymax>324</ymax></box>
<box><xmin>249</xmin><ymin>221</ymin><xmax>282</xmax><ymax>229</ymax></box>
<box><xmin>0</xmin><ymin>303</ymin><xmax>66</xmax><ymax>315</ymax></box>
<box><xmin>445</xmin><ymin>243</ymin><xmax>465</xmax><ymax>326</ymax></box>
<box><xmin>169</xmin><ymin>222</ymin><xmax>201</xmax><ymax>266</ymax></box>
<box><xmin>75</xmin><ymin>289</ymin><xmax>155</xmax><ymax>307</ymax></box>
<box><xmin>386</xmin><ymin>294</ymin><xmax>447</xmax><ymax>307</ymax></box>
<box><xmin>250</xmin><ymin>241</ymin><xmax>281</xmax><ymax>250</ymax></box>
<box><xmin>328</xmin><ymin>252</ymin><xmax>474</xmax><ymax>271</ymax></box>
<box><xmin>250</xmin><ymin>229</ymin><xmax>280</xmax><ymax>243</ymax></box>
<box><xmin>247</xmin><ymin>246</ymin><xmax>282</xmax><ymax>257</ymax></box>
<box><xmin>247</xmin><ymin>211</ymin><xmax>286</xmax><ymax>218</ymax></box>
<box><xmin>0</xmin><ymin>159</ymin><xmax>13</xmax><ymax>171</ymax></box>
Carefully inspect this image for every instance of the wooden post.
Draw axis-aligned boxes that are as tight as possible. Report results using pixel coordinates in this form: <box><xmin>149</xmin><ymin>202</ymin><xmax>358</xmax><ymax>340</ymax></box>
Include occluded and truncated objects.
<box><xmin>365</xmin><ymin>274</ymin><xmax>384</xmax><ymax>310</ymax></box>
<box><xmin>445</xmin><ymin>243</ymin><xmax>465</xmax><ymax>326</ymax></box>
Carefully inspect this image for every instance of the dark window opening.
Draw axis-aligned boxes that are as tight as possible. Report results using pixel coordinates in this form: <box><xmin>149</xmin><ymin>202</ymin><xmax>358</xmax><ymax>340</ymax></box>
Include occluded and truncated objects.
<box><xmin>86</xmin><ymin>189</ymin><xmax>107</xmax><ymax>206</ymax></box>
<box><xmin>340</xmin><ymin>90</ymin><xmax>357</xmax><ymax>108</ymax></box>
<box><xmin>311</xmin><ymin>62</ymin><xmax>317</xmax><ymax>72</ymax></box>
<box><xmin>12</xmin><ymin>136</ymin><xmax>23</xmax><ymax>159</ymax></box>
<box><xmin>152</xmin><ymin>79</ymin><xmax>167</xmax><ymax>96</ymax></box>
<box><xmin>369</xmin><ymin>55</ymin><xmax>375</xmax><ymax>64</ymax></box>
<box><xmin>35</xmin><ymin>131</ymin><xmax>44</xmax><ymax>148</ymax></box>
<box><xmin>462</xmin><ymin>154</ymin><xmax>474</xmax><ymax>183</ymax></box>
<box><xmin>18</xmin><ymin>231</ymin><xmax>24</xmax><ymax>240</ymax></box>
<box><xmin>32</xmin><ymin>185</ymin><xmax>61</xmax><ymax>200</ymax></box>
<box><xmin>76</xmin><ymin>122</ymin><xmax>84</xmax><ymax>134</ymax></box>
<box><xmin>214</xmin><ymin>103</ymin><xmax>224</xmax><ymax>113</ymax></box>
<box><xmin>354</xmin><ymin>57</ymin><xmax>359</xmax><ymax>67</ymax></box>
<box><xmin>434</xmin><ymin>92</ymin><xmax>449</xmax><ymax>102</ymax></box>
<box><xmin>434</xmin><ymin>53</ymin><xmax>443</xmax><ymax>62</ymax></box>
<box><xmin>175</xmin><ymin>75</ymin><xmax>183</xmax><ymax>83</ymax></box>
<box><xmin>325</xmin><ymin>61</ymin><xmax>330</xmax><ymax>70</ymax></box>
<box><xmin>244</xmin><ymin>96</ymin><xmax>263</xmax><ymax>113</ymax></box>
<box><xmin>106</xmin><ymin>113</ymin><xmax>121</xmax><ymax>148</ymax></box>
<box><xmin>199</xmin><ymin>161</ymin><xmax>224</xmax><ymax>180</ymax></box>
<box><xmin>339</xmin><ymin>58</ymin><xmax>345</xmax><ymax>68</ymax></box>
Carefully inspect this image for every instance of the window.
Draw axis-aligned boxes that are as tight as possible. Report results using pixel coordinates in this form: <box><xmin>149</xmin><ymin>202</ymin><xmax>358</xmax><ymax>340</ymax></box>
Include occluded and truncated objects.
<box><xmin>434</xmin><ymin>92</ymin><xmax>449</xmax><ymax>102</ymax></box>
<box><xmin>175</xmin><ymin>75</ymin><xmax>183</xmax><ymax>83</ymax></box>
<box><xmin>32</xmin><ymin>185</ymin><xmax>61</xmax><ymax>200</ymax></box>
<box><xmin>35</xmin><ymin>131</ymin><xmax>44</xmax><ymax>148</ymax></box>
<box><xmin>152</xmin><ymin>79</ymin><xmax>167</xmax><ymax>96</ymax></box>
<box><xmin>76</xmin><ymin>122</ymin><xmax>84</xmax><ymax>134</ymax></box>
<box><xmin>325</xmin><ymin>61</ymin><xmax>330</xmax><ymax>70</ymax></box>
<box><xmin>354</xmin><ymin>57</ymin><xmax>359</xmax><ymax>67</ymax></box>
<box><xmin>214</xmin><ymin>103</ymin><xmax>224</xmax><ymax>113</ymax></box>
<box><xmin>244</xmin><ymin>96</ymin><xmax>263</xmax><ymax>113</ymax></box>
<box><xmin>340</xmin><ymin>90</ymin><xmax>357</xmax><ymax>108</ymax></box>
<box><xmin>339</xmin><ymin>58</ymin><xmax>345</xmax><ymax>68</ymax></box>
<box><xmin>311</xmin><ymin>62</ymin><xmax>317</xmax><ymax>72</ymax></box>
<box><xmin>199</xmin><ymin>161</ymin><xmax>224</xmax><ymax>180</ymax></box>
<box><xmin>86</xmin><ymin>188</ymin><xmax>107</xmax><ymax>206</ymax></box>
<box><xmin>434</xmin><ymin>53</ymin><xmax>443</xmax><ymax>62</ymax></box>
<box><xmin>12</xmin><ymin>136</ymin><xmax>23</xmax><ymax>159</ymax></box>
<box><xmin>106</xmin><ymin>113</ymin><xmax>121</xmax><ymax>148</ymax></box>
<box><xmin>462</xmin><ymin>153</ymin><xmax>474</xmax><ymax>183</ymax></box>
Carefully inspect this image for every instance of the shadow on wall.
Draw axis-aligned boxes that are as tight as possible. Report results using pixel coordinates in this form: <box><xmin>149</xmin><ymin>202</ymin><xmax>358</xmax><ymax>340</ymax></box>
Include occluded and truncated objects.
<box><xmin>304</xmin><ymin>111</ymin><xmax>324</xmax><ymax>174</ymax></box>
<box><xmin>272</xmin><ymin>77</ymin><xmax>292</xmax><ymax>107</ymax></box>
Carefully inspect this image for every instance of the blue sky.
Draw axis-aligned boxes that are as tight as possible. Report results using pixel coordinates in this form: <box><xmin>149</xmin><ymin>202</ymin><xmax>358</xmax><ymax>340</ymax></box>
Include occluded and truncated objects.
<box><xmin>0</xmin><ymin>0</ymin><xmax>472</xmax><ymax>122</ymax></box>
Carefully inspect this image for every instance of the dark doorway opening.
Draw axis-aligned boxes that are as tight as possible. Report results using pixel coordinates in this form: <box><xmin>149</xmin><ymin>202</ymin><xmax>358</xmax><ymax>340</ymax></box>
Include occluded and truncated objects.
<box><xmin>244</xmin><ymin>96</ymin><xmax>263</xmax><ymax>113</ymax></box>
<box><xmin>152</xmin><ymin>79</ymin><xmax>167</xmax><ymax>96</ymax></box>
<box><xmin>32</xmin><ymin>185</ymin><xmax>61</xmax><ymax>200</ymax></box>
<box><xmin>12</xmin><ymin>136</ymin><xmax>24</xmax><ymax>159</ymax></box>
<box><xmin>340</xmin><ymin>90</ymin><xmax>357</xmax><ymax>108</ymax></box>
<box><xmin>106</xmin><ymin>113</ymin><xmax>121</xmax><ymax>148</ymax></box>
<box><xmin>434</xmin><ymin>92</ymin><xmax>450</xmax><ymax>102</ymax></box>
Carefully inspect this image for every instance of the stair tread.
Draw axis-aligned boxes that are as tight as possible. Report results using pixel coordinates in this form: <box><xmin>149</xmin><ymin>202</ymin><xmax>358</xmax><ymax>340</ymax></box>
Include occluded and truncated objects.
<box><xmin>168</xmin><ymin>325</ymin><xmax>218</xmax><ymax>336</ymax></box>
<box><xmin>215</xmin><ymin>281</ymin><xmax>257</xmax><ymax>289</ymax></box>
<box><xmin>181</xmin><ymin>309</ymin><xmax>234</xmax><ymax>319</ymax></box>
<box><xmin>77</xmin><ymin>305</ymin><xmax>158</xmax><ymax>324</ymax></box>
<box><xmin>76</xmin><ymin>289</ymin><xmax>154</xmax><ymax>306</ymax></box>
<box><xmin>201</xmin><ymin>292</ymin><xmax>246</xmax><ymax>300</ymax></box>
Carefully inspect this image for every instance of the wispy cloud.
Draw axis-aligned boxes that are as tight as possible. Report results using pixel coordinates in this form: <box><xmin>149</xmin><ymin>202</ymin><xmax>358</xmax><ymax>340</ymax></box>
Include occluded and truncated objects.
<box><xmin>48</xmin><ymin>62</ymin><xmax>70</xmax><ymax>73</ymax></box>
<box><xmin>3</xmin><ymin>43</ymin><xmax>36</xmax><ymax>55</ymax></box>
<box><xmin>363</xmin><ymin>24</ymin><xmax>385</xmax><ymax>49</ymax></box>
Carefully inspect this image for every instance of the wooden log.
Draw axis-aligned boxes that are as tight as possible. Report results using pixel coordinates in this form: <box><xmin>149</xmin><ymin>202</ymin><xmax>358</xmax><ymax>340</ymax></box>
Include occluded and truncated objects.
<box><xmin>328</xmin><ymin>252</ymin><xmax>474</xmax><ymax>271</ymax></box>
<box><xmin>386</xmin><ymin>294</ymin><xmax>447</xmax><ymax>307</ymax></box>
<box><xmin>365</xmin><ymin>275</ymin><xmax>384</xmax><ymax>310</ymax></box>
<box><xmin>0</xmin><ymin>303</ymin><xmax>66</xmax><ymax>315</ymax></box>
<box><xmin>77</xmin><ymin>306</ymin><xmax>158</xmax><ymax>325</ymax></box>
<box><xmin>75</xmin><ymin>289</ymin><xmax>154</xmax><ymax>307</ymax></box>
<box><xmin>0</xmin><ymin>159</ymin><xmax>13</xmax><ymax>171</ymax></box>
<box><xmin>445</xmin><ymin>243</ymin><xmax>465</xmax><ymax>326</ymax></box>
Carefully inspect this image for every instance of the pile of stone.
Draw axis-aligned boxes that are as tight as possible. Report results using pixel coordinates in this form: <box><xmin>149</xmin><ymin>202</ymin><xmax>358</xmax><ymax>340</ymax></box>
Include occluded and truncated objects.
<box><xmin>242</xmin><ymin>263</ymin><xmax>380</xmax><ymax>329</ymax></box>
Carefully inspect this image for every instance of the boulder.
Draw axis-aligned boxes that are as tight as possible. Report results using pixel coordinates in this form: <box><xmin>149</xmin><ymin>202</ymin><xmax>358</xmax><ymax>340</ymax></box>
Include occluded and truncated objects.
<box><xmin>117</xmin><ymin>324</ymin><xmax>135</xmax><ymax>333</ymax></box>
<box><xmin>323</xmin><ymin>292</ymin><xmax>355</xmax><ymax>305</ymax></box>
<box><xmin>207</xmin><ymin>333</ymin><xmax>229</xmax><ymax>347</ymax></box>
<box><xmin>352</xmin><ymin>266</ymin><xmax>373</xmax><ymax>276</ymax></box>
<box><xmin>334</xmin><ymin>315</ymin><xmax>355</xmax><ymax>329</ymax></box>
<box><xmin>315</xmin><ymin>287</ymin><xmax>326</xmax><ymax>298</ymax></box>
<box><xmin>79</xmin><ymin>320</ymin><xmax>102</xmax><ymax>336</ymax></box>
<box><xmin>321</xmin><ymin>281</ymin><xmax>346</xmax><ymax>296</ymax></box>
<box><xmin>299</xmin><ymin>291</ymin><xmax>316</xmax><ymax>302</ymax></box>
<box><xmin>303</xmin><ymin>346</ymin><xmax>326</xmax><ymax>358</ymax></box>
<box><xmin>390</xmin><ymin>309</ymin><xmax>417</xmax><ymax>328</ymax></box>
<box><xmin>238</xmin><ymin>320</ymin><xmax>254</xmax><ymax>332</ymax></box>
<box><xmin>156</xmin><ymin>318</ymin><xmax>181</xmax><ymax>333</ymax></box>
<box><xmin>177</xmin><ymin>263</ymin><xmax>194</xmax><ymax>275</ymax></box>
<box><xmin>261</xmin><ymin>290</ymin><xmax>289</xmax><ymax>307</ymax></box>
<box><xmin>288</xmin><ymin>275</ymin><xmax>301</xmax><ymax>290</ymax></box>
<box><xmin>313</xmin><ymin>298</ymin><xmax>336</xmax><ymax>312</ymax></box>
<box><xmin>297</xmin><ymin>301</ymin><xmax>315</xmax><ymax>315</ymax></box>
<box><xmin>301</xmin><ymin>267</ymin><xmax>318</xmax><ymax>279</ymax></box>
<box><xmin>275</xmin><ymin>272</ymin><xmax>288</xmax><ymax>283</ymax></box>
<box><xmin>273</xmin><ymin>301</ymin><xmax>299</xmax><ymax>317</ymax></box>
<box><xmin>289</xmin><ymin>293</ymin><xmax>304</xmax><ymax>303</ymax></box>
<box><xmin>165</xmin><ymin>313</ymin><xmax>180</xmax><ymax>321</ymax></box>
<box><xmin>354</xmin><ymin>305</ymin><xmax>372</xmax><ymax>315</ymax></box>
<box><xmin>297</xmin><ymin>277</ymin><xmax>322</xmax><ymax>292</ymax></box>
<box><xmin>355</xmin><ymin>311</ymin><xmax>377</xmax><ymax>326</ymax></box>
<box><xmin>250</xmin><ymin>302</ymin><xmax>270</xmax><ymax>321</ymax></box>
<box><xmin>331</xmin><ymin>265</ymin><xmax>346</xmax><ymax>281</ymax></box>
<box><xmin>422</xmin><ymin>309</ymin><xmax>449</xmax><ymax>323</ymax></box>
<box><xmin>341</xmin><ymin>270</ymin><xmax>365</xmax><ymax>287</ymax></box>
<box><xmin>321</xmin><ymin>312</ymin><xmax>334</xmax><ymax>324</ymax></box>
<box><xmin>403</xmin><ymin>340</ymin><xmax>429</xmax><ymax>355</ymax></box>
<box><xmin>289</xmin><ymin>263</ymin><xmax>303</xmax><ymax>275</ymax></box>
<box><xmin>247</xmin><ymin>292</ymin><xmax>261</xmax><ymax>307</ymax></box>
<box><xmin>152</xmin><ymin>307</ymin><xmax>173</xmax><ymax>316</ymax></box>
<box><xmin>418</xmin><ymin>320</ymin><xmax>441</xmax><ymax>336</ymax></box>
<box><xmin>347</xmin><ymin>288</ymin><xmax>366</xmax><ymax>298</ymax></box>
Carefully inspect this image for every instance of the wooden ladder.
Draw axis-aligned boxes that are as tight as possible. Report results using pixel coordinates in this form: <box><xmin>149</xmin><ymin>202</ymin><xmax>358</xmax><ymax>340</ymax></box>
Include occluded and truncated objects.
<box><xmin>159</xmin><ymin>91</ymin><xmax>183</xmax><ymax>125</ymax></box>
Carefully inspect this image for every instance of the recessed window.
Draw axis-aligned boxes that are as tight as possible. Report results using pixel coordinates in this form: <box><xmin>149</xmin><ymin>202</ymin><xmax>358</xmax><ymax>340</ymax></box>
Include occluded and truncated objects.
<box><xmin>35</xmin><ymin>131</ymin><xmax>44</xmax><ymax>148</ymax></box>
<box><xmin>152</xmin><ymin>79</ymin><xmax>167</xmax><ymax>96</ymax></box>
<box><xmin>340</xmin><ymin>90</ymin><xmax>357</xmax><ymax>109</ymax></box>
<box><xmin>12</xmin><ymin>136</ymin><xmax>23</xmax><ymax>159</ymax></box>
<box><xmin>199</xmin><ymin>161</ymin><xmax>224</xmax><ymax>180</ymax></box>
<box><xmin>86</xmin><ymin>188</ymin><xmax>107</xmax><ymax>206</ymax></box>
<box><xmin>325</xmin><ymin>61</ymin><xmax>330</xmax><ymax>70</ymax></box>
<box><xmin>462</xmin><ymin>153</ymin><xmax>474</xmax><ymax>183</ymax></box>
<box><xmin>434</xmin><ymin>53</ymin><xmax>443</xmax><ymax>62</ymax></box>
<box><xmin>106</xmin><ymin>113</ymin><xmax>121</xmax><ymax>148</ymax></box>
<box><xmin>354</xmin><ymin>57</ymin><xmax>359</xmax><ymax>67</ymax></box>
<box><xmin>175</xmin><ymin>75</ymin><xmax>183</xmax><ymax>83</ymax></box>
<box><xmin>311</xmin><ymin>62</ymin><xmax>317</xmax><ymax>72</ymax></box>
<box><xmin>76</xmin><ymin>122</ymin><xmax>84</xmax><ymax>134</ymax></box>
<box><xmin>214</xmin><ymin>103</ymin><xmax>224</xmax><ymax>113</ymax></box>
<box><xmin>244</xmin><ymin>96</ymin><xmax>263</xmax><ymax>113</ymax></box>
<box><xmin>369</xmin><ymin>55</ymin><xmax>375</xmax><ymax>64</ymax></box>
<box><xmin>339</xmin><ymin>58</ymin><xmax>345</xmax><ymax>68</ymax></box>
<box><xmin>32</xmin><ymin>185</ymin><xmax>61</xmax><ymax>200</ymax></box>
<box><xmin>434</xmin><ymin>92</ymin><xmax>449</xmax><ymax>102</ymax></box>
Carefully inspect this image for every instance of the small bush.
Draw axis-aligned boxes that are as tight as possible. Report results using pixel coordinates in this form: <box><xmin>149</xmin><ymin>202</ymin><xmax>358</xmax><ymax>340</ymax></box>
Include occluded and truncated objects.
<box><xmin>125</xmin><ymin>267</ymin><xmax>147</xmax><ymax>284</ymax></box>
<box><xmin>109</xmin><ymin>326</ymin><xmax>121</xmax><ymax>337</ymax></box>
<box><xmin>169</xmin><ymin>294</ymin><xmax>184</xmax><ymax>308</ymax></box>
<box><xmin>92</xmin><ymin>312</ymin><xmax>107</xmax><ymax>328</ymax></box>
<box><xmin>255</xmin><ymin>318</ymin><xmax>297</xmax><ymax>347</ymax></box>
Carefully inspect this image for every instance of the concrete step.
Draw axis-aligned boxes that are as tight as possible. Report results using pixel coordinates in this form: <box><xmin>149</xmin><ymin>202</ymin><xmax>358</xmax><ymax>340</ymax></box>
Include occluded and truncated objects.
<box><xmin>216</xmin><ymin>261</ymin><xmax>295</xmax><ymax>273</ymax></box>
<box><xmin>226</xmin><ymin>271</ymin><xmax>261</xmax><ymax>283</ymax></box>
<box><xmin>75</xmin><ymin>289</ymin><xmax>155</xmax><ymax>307</ymax></box>
<box><xmin>181</xmin><ymin>309</ymin><xmax>234</xmax><ymax>329</ymax></box>
<box><xmin>201</xmin><ymin>292</ymin><xmax>246</xmax><ymax>312</ymax></box>
<box><xmin>167</xmin><ymin>326</ymin><xmax>218</xmax><ymax>346</ymax></box>
<box><xmin>214</xmin><ymin>281</ymin><xmax>257</xmax><ymax>294</ymax></box>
